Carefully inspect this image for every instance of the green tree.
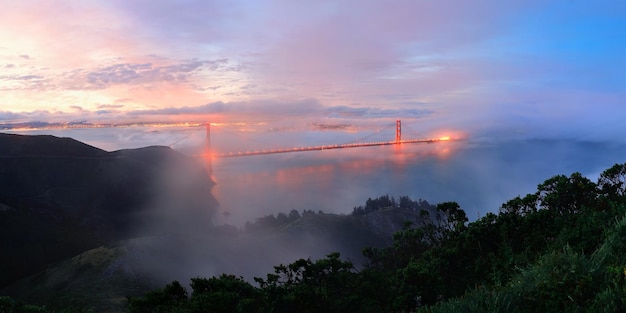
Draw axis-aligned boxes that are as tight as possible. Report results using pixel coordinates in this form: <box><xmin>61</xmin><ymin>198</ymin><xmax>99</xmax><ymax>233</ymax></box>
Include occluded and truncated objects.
<box><xmin>536</xmin><ymin>172</ymin><xmax>598</xmax><ymax>214</ymax></box>
<box><xmin>254</xmin><ymin>253</ymin><xmax>359</xmax><ymax>313</ymax></box>
<box><xmin>436</xmin><ymin>201</ymin><xmax>468</xmax><ymax>233</ymax></box>
<box><xmin>189</xmin><ymin>274</ymin><xmax>259</xmax><ymax>313</ymax></box>
<box><xmin>598</xmin><ymin>163</ymin><xmax>626</xmax><ymax>200</ymax></box>
<box><xmin>127</xmin><ymin>281</ymin><xmax>187</xmax><ymax>313</ymax></box>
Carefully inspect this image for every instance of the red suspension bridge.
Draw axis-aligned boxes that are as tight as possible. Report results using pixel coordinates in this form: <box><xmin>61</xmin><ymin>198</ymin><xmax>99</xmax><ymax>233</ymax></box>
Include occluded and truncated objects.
<box><xmin>201</xmin><ymin>120</ymin><xmax>452</xmax><ymax>158</ymax></box>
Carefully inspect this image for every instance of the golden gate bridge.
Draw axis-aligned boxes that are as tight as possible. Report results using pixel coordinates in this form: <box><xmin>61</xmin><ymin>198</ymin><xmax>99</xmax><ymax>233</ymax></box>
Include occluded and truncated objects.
<box><xmin>199</xmin><ymin>120</ymin><xmax>451</xmax><ymax>158</ymax></box>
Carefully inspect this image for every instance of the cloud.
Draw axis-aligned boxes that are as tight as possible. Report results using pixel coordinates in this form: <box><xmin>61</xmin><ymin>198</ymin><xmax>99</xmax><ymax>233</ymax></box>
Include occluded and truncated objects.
<box><xmin>5</xmin><ymin>89</ymin><xmax>624</xmax><ymax>145</ymax></box>
<box><xmin>124</xmin><ymin>98</ymin><xmax>434</xmax><ymax>124</ymax></box>
<box><xmin>98</xmin><ymin>104</ymin><xmax>125</xmax><ymax>109</ymax></box>
<box><xmin>109</xmin><ymin>0</ymin><xmax>237</xmax><ymax>44</ymax></box>
<box><xmin>128</xmin><ymin>98</ymin><xmax>326</xmax><ymax>120</ymax></box>
<box><xmin>311</xmin><ymin>123</ymin><xmax>352</xmax><ymax>131</ymax></box>
<box><xmin>0</xmin><ymin>111</ymin><xmax>22</xmax><ymax>122</ymax></box>
<box><xmin>61</xmin><ymin>59</ymin><xmax>229</xmax><ymax>90</ymax></box>
<box><xmin>0</xmin><ymin>0</ymin><xmax>624</xmax><ymax>146</ymax></box>
<box><xmin>250</xmin><ymin>1</ymin><xmax>531</xmax><ymax>91</ymax></box>
<box><xmin>326</xmin><ymin>106</ymin><xmax>433</xmax><ymax>119</ymax></box>
<box><xmin>0</xmin><ymin>74</ymin><xmax>43</xmax><ymax>81</ymax></box>
<box><xmin>0</xmin><ymin>98</ymin><xmax>435</xmax><ymax>130</ymax></box>
<box><xmin>0</xmin><ymin>73</ymin><xmax>48</xmax><ymax>91</ymax></box>
<box><xmin>0</xmin><ymin>108</ymin><xmax>124</xmax><ymax>125</ymax></box>
<box><xmin>95</xmin><ymin>110</ymin><xmax>116</xmax><ymax>115</ymax></box>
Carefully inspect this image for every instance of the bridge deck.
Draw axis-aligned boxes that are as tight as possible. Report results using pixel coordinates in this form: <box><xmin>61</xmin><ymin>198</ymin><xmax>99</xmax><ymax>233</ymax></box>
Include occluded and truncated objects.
<box><xmin>205</xmin><ymin>137</ymin><xmax>450</xmax><ymax>158</ymax></box>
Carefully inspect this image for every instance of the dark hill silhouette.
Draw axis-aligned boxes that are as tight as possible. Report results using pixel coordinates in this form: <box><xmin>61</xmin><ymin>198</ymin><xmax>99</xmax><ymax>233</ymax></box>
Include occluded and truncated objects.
<box><xmin>2</xmin><ymin>206</ymin><xmax>433</xmax><ymax>312</ymax></box>
<box><xmin>0</xmin><ymin>133</ymin><xmax>217</xmax><ymax>288</ymax></box>
<box><xmin>0</xmin><ymin>134</ymin><xmax>439</xmax><ymax>312</ymax></box>
<box><xmin>0</xmin><ymin>133</ymin><xmax>104</xmax><ymax>157</ymax></box>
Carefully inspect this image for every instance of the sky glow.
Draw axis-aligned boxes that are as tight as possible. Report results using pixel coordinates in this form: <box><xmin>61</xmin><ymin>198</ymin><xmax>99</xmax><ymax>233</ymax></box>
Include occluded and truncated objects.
<box><xmin>1</xmin><ymin>0</ymin><xmax>625</xmax><ymax>141</ymax></box>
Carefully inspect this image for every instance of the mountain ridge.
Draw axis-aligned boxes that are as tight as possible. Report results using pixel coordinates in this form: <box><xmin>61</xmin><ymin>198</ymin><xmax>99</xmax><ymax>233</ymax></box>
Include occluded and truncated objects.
<box><xmin>0</xmin><ymin>133</ymin><xmax>217</xmax><ymax>288</ymax></box>
<box><xmin>0</xmin><ymin>133</ymin><xmax>434</xmax><ymax>312</ymax></box>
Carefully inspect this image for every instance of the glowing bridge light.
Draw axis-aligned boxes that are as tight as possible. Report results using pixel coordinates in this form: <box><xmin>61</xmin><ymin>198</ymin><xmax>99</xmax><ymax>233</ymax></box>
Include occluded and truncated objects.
<box><xmin>194</xmin><ymin>120</ymin><xmax>460</xmax><ymax>158</ymax></box>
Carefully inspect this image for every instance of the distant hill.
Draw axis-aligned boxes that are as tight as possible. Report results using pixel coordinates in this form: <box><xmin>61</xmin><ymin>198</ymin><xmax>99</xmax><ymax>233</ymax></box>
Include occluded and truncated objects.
<box><xmin>0</xmin><ymin>133</ymin><xmax>436</xmax><ymax>312</ymax></box>
<box><xmin>0</xmin><ymin>133</ymin><xmax>217</xmax><ymax>288</ymax></box>
<box><xmin>3</xmin><ymin>206</ymin><xmax>432</xmax><ymax>312</ymax></box>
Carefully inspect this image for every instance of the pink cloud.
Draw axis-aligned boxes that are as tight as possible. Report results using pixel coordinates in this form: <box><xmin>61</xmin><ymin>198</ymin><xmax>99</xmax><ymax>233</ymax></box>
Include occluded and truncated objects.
<box><xmin>0</xmin><ymin>0</ymin><xmax>623</xmax><ymax>145</ymax></box>
<box><xmin>0</xmin><ymin>2</ymin><xmax>138</xmax><ymax>66</ymax></box>
<box><xmin>252</xmin><ymin>1</ymin><xmax>531</xmax><ymax>90</ymax></box>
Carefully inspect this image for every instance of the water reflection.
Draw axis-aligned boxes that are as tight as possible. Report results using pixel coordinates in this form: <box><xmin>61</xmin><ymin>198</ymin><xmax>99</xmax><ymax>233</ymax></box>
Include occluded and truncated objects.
<box><xmin>211</xmin><ymin>139</ymin><xmax>626</xmax><ymax>226</ymax></box>
<box><xmin>6</xmin><ymin>127</ymin><xmax>626</xmax><ymax>227</ymax></box>
<box><xmin>210</xmin><ymin>141</ymin><xmax>460</xmax><ymax>226</ymax></box>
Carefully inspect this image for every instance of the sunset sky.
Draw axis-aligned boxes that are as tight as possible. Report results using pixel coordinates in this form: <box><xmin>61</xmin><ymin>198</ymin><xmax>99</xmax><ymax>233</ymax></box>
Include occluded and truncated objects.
<box><xmin>1</xmin><ymin>0</ymin><xmax>625</xmax><ymax>141</ymax></box>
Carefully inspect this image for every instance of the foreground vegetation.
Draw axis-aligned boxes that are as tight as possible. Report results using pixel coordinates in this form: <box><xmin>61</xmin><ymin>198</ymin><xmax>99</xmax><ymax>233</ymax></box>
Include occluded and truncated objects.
<box><xmin>5</xmin><ymin>164</ymin><xmax>626</xmax><ymax>312</ymax></box>
<box><xmin>126</xmin><ymin>163</ymin><xmax>626</xmax><ymax>313</ymax></box>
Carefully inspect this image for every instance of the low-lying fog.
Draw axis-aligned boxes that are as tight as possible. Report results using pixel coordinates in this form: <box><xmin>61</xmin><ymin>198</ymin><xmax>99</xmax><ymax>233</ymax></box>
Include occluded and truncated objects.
<box><xmin>14</xmin><ymin>125</ymin><xmax>626</xmax><ymax>225</ymax></box>
<box><xmin>211</xmin><ymin>138</ymin><xmax>625</xmax><ymax>225</ymax></box>
<box><xmin>8</xmin><ymin>125</ymin><xmax>626</xmax><ymax>284</ymax></box>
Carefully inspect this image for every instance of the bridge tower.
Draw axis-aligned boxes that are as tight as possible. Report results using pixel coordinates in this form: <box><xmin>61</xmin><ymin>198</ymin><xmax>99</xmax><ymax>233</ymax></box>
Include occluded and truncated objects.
<box><xmin>205</xmin><ymin>123</ymin><xmax>211</xmax><ymax>152</ymax></box>
<box><xmin>395</xmin><ymin>120</ymin><xmax>401</xmax><ymax>143</ymax></box>
<box><xmin>205</xmin><ymin>123</ymin><xmax>213</xmax><ymax>174</ymax></box>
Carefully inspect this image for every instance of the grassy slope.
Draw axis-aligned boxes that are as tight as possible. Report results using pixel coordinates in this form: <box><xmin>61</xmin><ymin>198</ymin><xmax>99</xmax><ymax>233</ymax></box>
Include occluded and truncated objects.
<box><xmin>2</xmin><ymin>207</ymin><xmax>426</xmax><ymax>312</ymax></box>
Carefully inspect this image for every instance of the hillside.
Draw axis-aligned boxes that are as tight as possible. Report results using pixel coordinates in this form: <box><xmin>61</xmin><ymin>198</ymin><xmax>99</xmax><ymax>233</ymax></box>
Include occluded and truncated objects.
<box><xmin>2</xmin><ymin>204</ymin><xmax>435</xmax><ymax>312</ymax></box>
<box><xmin>97</xmin><ymin>164</ymin><xmax>626</xmax><ymax>313</ymax></box>
<box><xmin>0</xmin><ymin>133</ymin><xmax>437</xmax><ymax>312</ymax></box>
<box><xmin>0</xmin><ymin>133</ymin><xmax>217</xmax><ymax>288</ymax></box>
<box><xmin>8</xmin><ymin>133</ymin><xmax>625</xmax><ymax>312</ymax></box>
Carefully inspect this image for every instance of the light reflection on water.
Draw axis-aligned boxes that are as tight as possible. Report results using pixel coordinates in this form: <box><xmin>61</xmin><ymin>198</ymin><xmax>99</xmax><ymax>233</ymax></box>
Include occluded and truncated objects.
<box><xmin>214</xmin><ymin>144</ymin><xmax>464</xmax><ymax>223</ymax></box>
<box><xmin>210</xmin><ymin>138</ymin><xmax>626</xmax><ymax>226</ymax></box>
<box><xmin>5</xmin><ymin>127</ymin><xmax>626</xmax><ymax>227</ymax></box>
<box><xmin>210</xmin><ymin>140</ymin><xmax>463</xmax><ymax>226</ymax></box>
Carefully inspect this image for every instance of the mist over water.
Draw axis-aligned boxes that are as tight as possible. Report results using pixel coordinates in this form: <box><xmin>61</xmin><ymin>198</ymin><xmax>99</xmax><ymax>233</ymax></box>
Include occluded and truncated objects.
<box><xmin>8</xmin><ymin>126</ymin><xmax>626</xmax><ymax>227</ymax></box>
<box><xmin>5</xmin><ymin>126</ymin><xmax>626</xmax><ymax>285</ymax></box>
<box><xmin>211</xmin><ymin>138</ymin><xmax>626</xmax><ymax>226</ymax></box>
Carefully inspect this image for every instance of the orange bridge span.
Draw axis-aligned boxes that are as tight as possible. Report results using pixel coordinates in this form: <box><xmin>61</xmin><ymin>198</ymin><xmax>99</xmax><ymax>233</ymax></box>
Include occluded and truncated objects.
<box><xmin>201</xmin><ymin>120</ymin><xmax>453</xmax><ymax>158</ymax></box>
